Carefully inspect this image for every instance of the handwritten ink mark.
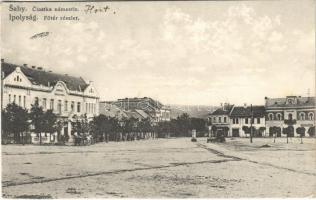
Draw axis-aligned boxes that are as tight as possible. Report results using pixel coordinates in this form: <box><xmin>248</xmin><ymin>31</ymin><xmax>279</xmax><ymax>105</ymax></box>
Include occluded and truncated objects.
<box><xmin>30</xmin><ymin>32</ymin><xmax>50</xmax><ymax>39</ymax></box>
<box><xmin>84</xmin><ymin>5</ymin><xmax>112</xmax><ymax>14</ymax></box>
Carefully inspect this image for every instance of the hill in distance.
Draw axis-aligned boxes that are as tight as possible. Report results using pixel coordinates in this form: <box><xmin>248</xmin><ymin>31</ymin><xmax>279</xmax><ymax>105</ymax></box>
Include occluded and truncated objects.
<box><xmin>167</xmin><ymin>104</ymin><xmax>219</xmax><ymax>119</ymax></box>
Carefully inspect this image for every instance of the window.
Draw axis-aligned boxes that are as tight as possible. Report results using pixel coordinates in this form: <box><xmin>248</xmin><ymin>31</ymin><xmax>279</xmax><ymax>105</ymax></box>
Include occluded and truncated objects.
<box><xmin>276</xmin><ymin>113</ymin><xmax>282</xmax><ymax>120</ymax></box>
<box><xmin>42</xmin><ymin>98</ymin><xmax>47</xmax><ymax>109</ymax></box>
<box><xmin>13</xmin><ymin>95</ymin><xmax>16</xmax><ymax>103</ymax></box>
<box><xmin>57</xmin><ymin>100</ymin><xmax>62</xmax><ymax>114</ymax></box>
<box><xmin>50</xmin><ymin>99</ymin><xmax>54</xmax><ymax>110</ymax></box>
<box><xmin>8</xmin><ymin>94</ymin><xmax>11</xmax><ymax>103</ymax></box>
<box><xmin>77</xmin><ymin>102</ymin><xmax>81</xmax><ymax>113</ymax></box>
<box><xmin>224</xmin><ymin>117</ymin><xmax>227</xmax><ymax>123</ymax></box>
<box><xmin>308</xmin><ymin>113</ymin><xmax>314</xmax><ymax>120</ymax></box>
<box><xmin>213</xmin><ymin>117</ymin><xmax>216</xmax><ymax>123</ymax></box>
<box><xmin>23</xmin><ymin>96</ymin><xmax>26</xmax><ymax>108</ymax></box>
<box><xmin>18</xmin><ymin>95</ymin><xmax>21</xmax><ymax>106</ymax></box>
<box><xmin>64</xmin><ymin>101</ymin><xmax>68</xmax><ymax>111</ymax></box>
<box><xmin>299</xmin><ymin>112</ymin><xmax>305</xmax><ymax>120</ymax></box>
<box><xmin>288</xmin><ymin>113</ymin><xmax>293</xmax><ymax>120</ymax></box>
<box><xmin>233</xmin><ymin>118</ymin><xmax>239</xmax><ymax>124</ymax></box>
<box><xmin>268</xmin><ymin>113</ymin><xmax>274</xmax><ymax>120</ymax></box>
<box><xmin>245</xmin><ymin>118</ymin><xmax>249</xmax><ymax>124</ymax></box>
<box><xmin>257</xmin><ymin>118</ymin><xmax>260</xmax><ymax>124</ymax></box>
<box><xmin>71</xmin><ymin>101</ymin><xmax>75</xmax><ymax>112</ymax></box>
<box><xmin>86</xmin><ymin>103</ymin><xmax>88</xmax><ymax>113</ymax></box>
<box><xmin>219</xmin><ymin>117</ymin><xmax>222</xmax><ymax>123</ymax></box>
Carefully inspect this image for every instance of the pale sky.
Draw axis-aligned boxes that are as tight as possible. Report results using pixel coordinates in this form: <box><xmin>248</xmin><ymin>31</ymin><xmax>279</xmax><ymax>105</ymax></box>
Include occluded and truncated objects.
<box><xmin>1</xmin><ymin>0</ymin><xmax>315</xmax><ymax>106</ymax></box>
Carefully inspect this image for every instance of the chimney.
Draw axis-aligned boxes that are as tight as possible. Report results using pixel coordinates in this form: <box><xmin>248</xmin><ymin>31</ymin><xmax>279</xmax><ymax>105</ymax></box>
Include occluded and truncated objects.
<box><xmin>23</xmin><ymin>64</ymin><xmax>28</xmax><ymax>67</ymax></box>
<box><xmin>244</xmin><ymin>103</ymin><xmax>247</xmax><ymax>108</ymax></box>
<box><xmin>48</xmin><ymin>70</ymin><xmax>52</xmax><ymax>72</ymax></box>
<box><xmin>37</xmin><ymin>67</ymin><xmax>43</xmax><ymax>70</ymax></box>
<box><xmin>1</xmin><ymin>59</ymin><xmax>4</xmax><ymax>63</ymax></box>
<box><xmin>31</xmin><ymin>66</ymin><xmax>36</xmax><ymax>69</ymax></box>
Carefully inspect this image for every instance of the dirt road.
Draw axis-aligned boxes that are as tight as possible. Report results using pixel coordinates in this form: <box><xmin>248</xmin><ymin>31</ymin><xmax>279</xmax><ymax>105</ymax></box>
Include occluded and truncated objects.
<box><xmin>2</xmin><ymin>138</ymin><xmax>316</xmax><ymax>198</ymax></box>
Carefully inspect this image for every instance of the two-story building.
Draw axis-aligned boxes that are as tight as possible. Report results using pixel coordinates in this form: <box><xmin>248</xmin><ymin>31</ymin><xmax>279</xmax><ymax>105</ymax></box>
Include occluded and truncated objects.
<box><xmin>208</xmin><ymin>103</ymin><xmax>234</xmax><ymax>137</ymax></box>
<box><xmin>230</xmin><ymin>105</ymin><xmax>266</xmax><ymax>137</ymax></box>
<box><xmin>265</xmin><ymin>96</ymin><xmax>315</xmax><ymax>137</ymax></box>
<box><xmin>1</xmin><ymin>59</ymin><xmax>100</xmax><ymax>144</ymax></box>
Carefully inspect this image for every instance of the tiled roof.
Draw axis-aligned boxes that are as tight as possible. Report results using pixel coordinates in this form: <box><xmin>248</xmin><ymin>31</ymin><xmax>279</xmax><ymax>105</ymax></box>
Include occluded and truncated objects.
<box><xmin>211</xmin><ymin>105</ymin><xmax>234</xmax><ymax>115</ymax></box>
<box><xmin>124</xmin><ymin>110</ymin><xmax>144</xmax><ymax>120</ymax></box>
<box><xmin>265</xmin><ymin>97</ymin><xmax>315</xmax><ymax>108</ymax></box>
<box><xmin>134</xmin><ymin>109</ymin><xmax>150</xmax><ymax>119</ymax></box>
<box><xmin>2</xmin><ymin>62</ymin><xmax>89</xmax><ymax>92</ymax></box>
<box><xmin>230</xmin><ymin>106</ymin><xmax>265</xmax><ymax>118</ymax></box>
<box><xmin>99</xmin><ymin>103</ymin><xmax>128</xmax><ymax>119</ymax></box>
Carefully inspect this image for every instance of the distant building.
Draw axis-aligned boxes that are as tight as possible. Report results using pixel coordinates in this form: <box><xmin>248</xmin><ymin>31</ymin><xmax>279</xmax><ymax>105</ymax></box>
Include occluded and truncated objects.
<box><xmin>265</xmin><ymin>96</ymin><xmax>315</xmax><ymax>137</ymax></box>
<box><xmin>209</xmin><ymin>103</ymin><xmax>265</xmax><ymax>137</ymax></box>
<box><xmin>230</xmin><ymin>105</ymin><xmax>266</xmax><ymax>137</ymax></box>
<box><xmin>208</xmin><ymin>103</ymin><xmax>233</xmax><ymax>137</ymax></box>
<box><xmin>1</xmin><ymin>59</ymin><xmax>100</xmax><ymax>144</ymax></box>
<box><xmin>99</xmin><ymin>102</ymin><xmax>128</xmax><ymax>119</ymax></box>
<box><xmin>106</xmin><ymin>97</ymin><xmax>171</xmax><ymax>123</ymax></box>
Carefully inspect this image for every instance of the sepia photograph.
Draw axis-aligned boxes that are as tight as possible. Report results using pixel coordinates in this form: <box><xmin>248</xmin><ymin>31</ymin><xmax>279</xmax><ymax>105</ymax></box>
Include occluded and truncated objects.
<box><xmin>1</xmin><ymin>0</ymin><xmax>316</xmax><ymax>198</ymax></box>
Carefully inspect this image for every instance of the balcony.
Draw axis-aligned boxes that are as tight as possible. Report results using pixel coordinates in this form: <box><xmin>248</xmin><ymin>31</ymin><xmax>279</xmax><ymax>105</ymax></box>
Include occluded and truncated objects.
<box><xmin>284</xmin><ymin>119</ymin><xmax>297</xmax><ymax>125</ymax></box>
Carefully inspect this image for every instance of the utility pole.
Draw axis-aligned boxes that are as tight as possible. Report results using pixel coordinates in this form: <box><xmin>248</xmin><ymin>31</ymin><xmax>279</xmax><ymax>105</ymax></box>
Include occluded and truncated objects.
<box><xmin>250</xmin><ymin>104</ymin><xmax>253</xmax><ymax>143</ymax></box>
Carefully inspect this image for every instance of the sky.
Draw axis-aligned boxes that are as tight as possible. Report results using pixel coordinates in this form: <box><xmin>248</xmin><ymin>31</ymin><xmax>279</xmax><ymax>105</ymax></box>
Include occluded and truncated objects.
<box><xmin>1</xmin><ymin>0</ymin><xmax>315</xmax><ymax>106</ymax></box>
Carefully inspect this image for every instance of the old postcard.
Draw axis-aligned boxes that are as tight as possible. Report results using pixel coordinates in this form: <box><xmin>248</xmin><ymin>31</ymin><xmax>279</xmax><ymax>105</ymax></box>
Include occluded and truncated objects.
<box><xmin>1</xmin><ymin>0</ymin><xmax>315</xmax><ymax>198</ymax></box>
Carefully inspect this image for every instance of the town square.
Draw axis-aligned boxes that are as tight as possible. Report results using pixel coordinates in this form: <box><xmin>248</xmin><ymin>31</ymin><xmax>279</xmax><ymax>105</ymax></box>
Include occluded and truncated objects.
<box><xmin>1</xmin><ymin>0</ymin><xmax>316</xmax><ymax>198</ymax></box>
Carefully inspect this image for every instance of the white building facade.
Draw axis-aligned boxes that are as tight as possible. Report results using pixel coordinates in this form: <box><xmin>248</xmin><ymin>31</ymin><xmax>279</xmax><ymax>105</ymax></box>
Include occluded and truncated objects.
<box><xmin>1</xmin><ymin>59</ymin><xmax>100</xmax><ymax>144</ymax></box>
<box><xmin>229</xmin><ymin>105</ymin><xmax>266</xmax><ymax>137</ymax></box>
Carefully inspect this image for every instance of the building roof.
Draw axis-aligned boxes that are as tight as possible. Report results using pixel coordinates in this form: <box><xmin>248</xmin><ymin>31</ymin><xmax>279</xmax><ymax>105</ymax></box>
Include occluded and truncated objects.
<box><xmin>134</xmin><ymin>109</ymin><xmax>150</xmax><ymax>119</ymax></box>
<box><xmin>210</xmin><ymin>105</ymin><xmax>234</xmax><ymax>115</ymax></box>
<box><xmin>99</xmin><ymin>102</ymin><xmax>128</xmax><ymax>119</ymax></box>
<box><xmin>124</xmin><ymin>110</ymin><xmax>144</xmax><ymax>120</ymax></box>
<box><xmin>2</xmin><ymin>61</ymin><xmax>89</xmax><ymax>92</ymax></box>
<box><xmin>230</xmin><ymin>106</ymin><xmax>265</xmax><ymax>118</ymax></box>
<box><xmin>265</xmin><ymin>96</ymin><xmax>315</xmax><ymax>108</ymax></box>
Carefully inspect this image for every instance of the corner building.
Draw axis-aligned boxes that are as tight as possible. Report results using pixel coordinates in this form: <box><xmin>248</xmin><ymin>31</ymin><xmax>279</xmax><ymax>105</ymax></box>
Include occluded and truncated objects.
<box><xmin>1</xmin><ymin>59</ymin><xmax>100</xmax><ymax>144</ymax></box>
<box><xmin>265</xmin><ymin>96</ymin><xmax>315</xmax><ymax>137</ymax></box>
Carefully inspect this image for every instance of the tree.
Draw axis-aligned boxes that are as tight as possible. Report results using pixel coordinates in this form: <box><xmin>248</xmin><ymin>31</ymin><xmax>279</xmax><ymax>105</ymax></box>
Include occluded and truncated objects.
<box><xmin>43</xmin><ymin>110</ymin><xmax>58</xmax><ymax>143</ymax></box>
<box><xmin>242</xmin><ymin>126</ymin><xmax>250</xmax><ymax>136</ymax></box>
<box><xmin>30</xmin><ymin>103</ymin><xmax>45</xmax><ymax>145</ymax></box>
<box><xmin>308</xmin><ymin>126</ymin><xmax>315</xmax><ymax>137</ymax></box>
<box><xmin>2</xmin><ymin>109</ymin><xmax>11</xmax><ymax>144</ymax></box>
<box><xmin>283</xmin><ymin>127</ymin><xmax>289</xmax><ymax>143</ymax></box>
<box><xmin>90</xmin><ymin>115</ymin><xmax>108</xmax><ymax>142</ymax></box>
<box><xmin>176</xmin><ymin>113</ymin><xmax>191</xmax><ymax>137</ymax></box>
<box><xmin>190</xmin><ymin>118</ymin><xmax>207</xmax><ymax>137</ymax></box>
<box><xmin>72</xmin><ymin>114</ymin><xmax>91</xmax><ymax>145</ymax></box>
<box><xmin>296</xmin><ymin>127</ymin><xmax>306</xmax><ymax>144</ymax></box>
<box><xmin>138</xmin><ymin>118</ymin><xmax>153</xmax><ymax>138</ymax></box>
<box><xmin>3</xmin><ymin>103</ymin><xmax>29</xmax><ymax>144</ymax></box>
<box><xmin>55</xmin><ymin>120</ymin><xmax>64</xmax><ymax>142</ymax></box>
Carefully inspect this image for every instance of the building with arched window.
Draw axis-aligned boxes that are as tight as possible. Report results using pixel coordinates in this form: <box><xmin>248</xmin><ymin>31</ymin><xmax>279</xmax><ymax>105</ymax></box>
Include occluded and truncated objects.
<box><xmin>1</xmin><ymin>59</ymin><xmax>100</xmax><ymax>144</ymax></box>
<box><xmin>265</xmin><ymin>96</ymin><xmax>315</xmax><ymax>137</ymax></box>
